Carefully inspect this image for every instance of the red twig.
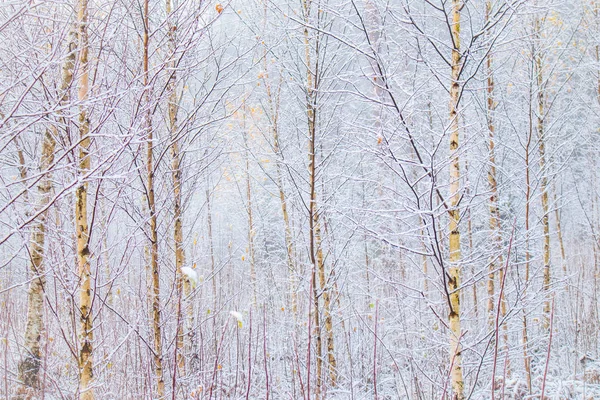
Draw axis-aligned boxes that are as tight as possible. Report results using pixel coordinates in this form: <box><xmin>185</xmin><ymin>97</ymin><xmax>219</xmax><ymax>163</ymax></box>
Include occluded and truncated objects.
<box><xmin>306</xmin><ymin>263</ymin><xmax>315</xmax><ymax>400</ymax></box>
<box><xmin>209</xmin><ymin>320</ymin><xmax>229</xmax><ymax>400</ymax></box>
<box><xmin>373</xmin><ymin>300</ymin><xmax>379</xmax><ymax>400</ymax></box>
<box><xmin>492</xmin><ymin>219</ymin><xmax>516</xmax><ymax>399</ymax></box>
<box><xmin>172</xmin><ymin>273</ymin><xmax>183</xmax><ymax>400</ymax></box>
<box><xmin>263</xmin><ymin>306</ymin><xmax>270</xmax><ymax>400</ymax></box>
<box><xmin>245</xmin><ymin>309</ymin><xmax>253</xmax><ymax>399</ymax></box>
<box><xmin>502</xmin><ymin>354</ymin><xmax>508</xmax><ymax>399</ymax></box>
<box><xmin>293</xmin><ymin>333</ymin><xmax>306</xmax><ymax>399</ymax></box>
<box><xmin>540</xmin><ymin>297</ymin><xmax>555</xmax><ymax>400</ymax></box>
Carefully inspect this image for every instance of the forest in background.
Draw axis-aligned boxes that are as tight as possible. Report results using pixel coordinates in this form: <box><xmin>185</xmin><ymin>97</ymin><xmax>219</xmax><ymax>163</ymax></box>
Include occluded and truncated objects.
<box><xmin>1</xmin><ymin>0</ymin><xmax>599</xmax><ymax>398</ymax></box>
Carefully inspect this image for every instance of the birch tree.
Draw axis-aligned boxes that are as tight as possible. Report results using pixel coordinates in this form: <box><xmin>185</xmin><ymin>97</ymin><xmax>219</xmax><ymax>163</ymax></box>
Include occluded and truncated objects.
<box><xmin>16</xmin><ymin>10</ymin><xmax>79</xmax><ymax>397</ymax></box>
<box><xmin>142</xmin><ymin>0</ymin><xmax>165</xmax><ymax>395</ymax></box>
<box><xmin>447</xmin><ymin>0</ymin><xmax>465</xmax><ymax>397</ymax></box>
<box><xmin>0</xmin><ymin>0</ymin><xmax>599</xmax><ymax>398</ymax></box>
<box><xmin>74</xmin><ymin>0</ymin><xmax>94</xmax><ymax>398</ymax></box>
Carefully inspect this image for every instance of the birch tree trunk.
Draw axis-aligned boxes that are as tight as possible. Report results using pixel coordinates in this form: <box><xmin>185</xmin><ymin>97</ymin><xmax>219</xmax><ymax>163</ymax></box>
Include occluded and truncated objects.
<box><xmin>206</xmin><ymin>186</ymin><xmax>217</xmax><ymax>354</ymax></box>
<box><xmin>307</xmin><ymin>88</ymin><xmax>323</xmax><ymax>400</ymax></box>
<box><xmin>75</xmin><ymin>0</ymin><xmax>94</xmax><ymax>398</ymax></box>
<box><xmin>534</xmin><ymin>15</ymin><xmax>552</xmax><ymax>331</ymax></box>
<box><xmin>315</xmin><ymin>212</ymin><xmax>337</xmax><ymax>387</ymax></box>
<box><xmin>143</xmin><ymin>0</ymin><xmax>165</xmax><ymax>395</ymax></box>
<box><xmin>522</xmin><ymin>70</ymin><xmax>534</xmax><ymax>394</ymax></box>
<box><xmin>484</xmin><ymin>0</ymin><xmax>509</xmax><ymax>370</ymax></box>
<box><xmin>303</xmin><ymin>3</ymin><xmax>322</xmax><ymax>395</ymax></box>
<box><xmin>17</xmin><ymin>15</ymin><xmax>79</xmax><ymax>397</ymax></box>
<box><xmin>274</xmin><ymin>115</ymin><xmax>297</xmax><ymax>316</ymax></box>
<box><xmin>302</xmin><ymin>1</ymin><xmax>337</xmax><ymax>394</ymax></box>
<box><xmin>243</xmin><ymin>109</ymin><xmax>257</xmax><ymax>305</ymax></box>
<box><xmin>165</xmin><ymin>0</ymin><xmax>188</xmax><ymax>378</ymax></box>
<box><xmin>448</xmin><ymin>0</ymin><xmax>464</xmax><ymax>397</ymax></box>
<box><xmin>485</xmin><ymin>1</ymin><xmax>498</xmax><ymax>325</ymax></box>
<box><xmin>552</xmin><ymin>182</ymin><xmax>566</xmax><ymax>276</ymax></box>
<box><xmin>261</xmin><ymin>51</ymin><xmax>297</xmax><ymax>316</ymax></box>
